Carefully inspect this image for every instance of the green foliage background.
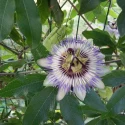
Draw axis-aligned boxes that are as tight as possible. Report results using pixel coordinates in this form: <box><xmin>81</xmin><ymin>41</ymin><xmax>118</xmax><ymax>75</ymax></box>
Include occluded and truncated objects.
<box><xmin>0</xmin><ymin>0</ymin><xmax>125</xmax><ymax>125</ymax></box>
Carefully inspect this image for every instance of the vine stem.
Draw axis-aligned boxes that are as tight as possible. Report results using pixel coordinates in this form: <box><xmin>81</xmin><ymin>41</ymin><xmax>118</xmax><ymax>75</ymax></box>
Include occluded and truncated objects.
<box><xmin>61</xmin><ymin>0</ymin><xmax>68</xmax><ymax>8</ymax></box>
<box><xmin>103</xmin><ymin>0</ymin><xmax>112</xmax><ymax>30</ymax></box>
<box><xmin>104</xmin><ymin>59</ymin><xmax>121</xmax><ymax>64</ymax></box>
<box><xmin>67</xmin><ymin>0</ymin><xmax>93</xmax><ymax>30</ymax></box>
<box><xmin>0</xmin><ymin>42</ymin><xmax>18</xmax><ymax>55</ymax></box>
<box><xmin>76</xmin><ymin>15</ymin><xmax>80</xmax><ymax>39</ymax></box>
<box><xmin>0</xmin><ymin>69</ymin><xmax>44</xmax><ymax>76</ymax></box>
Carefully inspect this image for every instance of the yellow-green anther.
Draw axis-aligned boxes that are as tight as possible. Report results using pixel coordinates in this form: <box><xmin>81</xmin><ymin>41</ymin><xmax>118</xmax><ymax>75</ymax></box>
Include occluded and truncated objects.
<box><xmin>71</xmin><ymin>62</ymin><xmax>82</xmax><ymax>73</ymax></box>
<box><xmin>78</xmin><ymin>56</ymin><xmax>88</xmax><ymax>65</ymax></box>
<box><xmin>65</xmin><ymin>53</ymin><xmax>73</xmax><ymax>63</ymax></box>
<box><xmin>75</xmin><ymin>49</ymin><xmax>80</xmax><ymax>57</ymax></box>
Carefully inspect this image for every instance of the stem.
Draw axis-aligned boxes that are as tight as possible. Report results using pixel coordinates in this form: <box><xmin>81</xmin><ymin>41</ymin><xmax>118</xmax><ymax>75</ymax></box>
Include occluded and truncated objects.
<box><xmin>66</xmin><ymin>6</ymin><xmax>72</xmax><ymax>25</ymax></box>
<box><xmin>76</xmin><ymin>15</ymin><xmax>80</xmax><ymax>39</ymax></box>
<box><xmin>5</xmin><ymin>98</ymin><xmax>8</xmax><ymax>113</ymax></box>
<box><xmin>0</xmin><ymin>69</ymin><xmax>45</xmax><ymax>76</ymax></box>
<box><xmin>104</xmin><ymin>59</ymin><xmax>121</xmax><ymax>64</ymax></box>
<box><xmin>61</xmin><ymin>0</ymin><xmax>68</xmax><ymax>8</ymax></box>
<box><xmin>0</xmin><ymin>42</ymin><xmax>18</xmax><ymax>55</ymax></box>
<box><xmin>67</xmin><ymin>0</ymin><xmax>93</xmax><ymax>30</ymax></box>
<box><xmin>105</xmin><ymin>54</ymin><xmax>119</xmax><ymax>57</ymax></box>
<box><xmin>103</xmin><ymin>0</ymin><xmax>111</xmax><ymax>30</ymax></box>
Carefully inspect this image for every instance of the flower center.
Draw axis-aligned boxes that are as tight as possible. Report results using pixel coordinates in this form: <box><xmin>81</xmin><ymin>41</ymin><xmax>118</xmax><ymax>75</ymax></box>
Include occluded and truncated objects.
<box><xmin>61</xmin><ymin>48</ymin><xmax>89</xmax><ymax>76</ymax></box>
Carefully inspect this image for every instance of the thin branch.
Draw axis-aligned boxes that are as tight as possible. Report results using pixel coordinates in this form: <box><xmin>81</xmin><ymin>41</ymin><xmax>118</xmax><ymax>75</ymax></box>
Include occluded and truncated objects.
<box><xmin>105</xmin><ymin>55</ymin><xmax>119</xmax><ymax>57</ymax></box>
<box><xmin>0</xmin><ymin>69</ymin><xmax>45</xmax><ymax>76</ymax></box>
<box><xmin>61</xmin><ymin>0</ymin><xmax>68</xmax><ymax>8</ymax></box>
<box><xmin>103</xmin><ymin>0</ymin><xmax>111</xmax><ymax>30</ymax></box>
<box><xmin>0</xmin><ymin>42</ymin><xmax>18</xmax><ymax>55</ymax></box>
<box><xmin>104</xmin><ymin>59</ymin><xmax>121</xmax><ymax>64</ymax></box>
<box><xmin>76</xmin><ymin>15</ymin><xmax>80</xmax><ymax>39</ymax></box>
<box><xmin>66</xmin><ymin>6</ymin><xmax>72</xmax><ymax>25</ymax></box>
<box><xmin>65</xmin><ymin>6</ymin><xmax>72</xmax><ymax>37</ymax></box>
<box><xmin>67</xmin><ymin>0</ymin><xmax>93</xmax><ymax>30</ymax></box>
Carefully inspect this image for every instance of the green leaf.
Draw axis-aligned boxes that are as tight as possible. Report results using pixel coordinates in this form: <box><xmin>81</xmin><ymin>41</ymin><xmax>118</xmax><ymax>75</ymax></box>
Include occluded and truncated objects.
<box><xmin>60</xmin><ymin>94</ymin><xmax>84</xmax><ymax>125</ymax></box>
<box><xmin>117</xmin><ymin>0</ymin><xmax>125</xmax><ymax>36</ymax></box>
<box><xmin>84</xmin><ymin>89</ymin><xmax>107</xmax><ymax>112</ymax></box>
<box><xmin>15</xmin><ymin>0</ymin><xmax>41</xmax><ymax>49</ymax></box>
<box><xmin>117</xmin><ymin>11</ymin><xmax>125</xmax><ymax>37</ymax></box>
<box><xmin>0</xmin><ymin>74</ymin><xmax>46</xmax><ymax>97</ymax></box>
<box><xmin>10</xmin><ymin>27</ymin><xmax>24</xmax><ymax>46</ymax></box>
<box><xmin>93</xmin><ymin>5</ymin><xmax>106</xmax><ymax>23</ymax></box>
<box><xmin>117</xmin><ymin>36</ymin><xmax>125</xmax><ymax>53</ymax></box>
<box><xmin>112</xmin><ymin>115</ymin><xmax>125</xmax><ymax>125</ymax></box>
<box><xmin>120</xmin><ymin>53</ymin><xmax>125</xmax><ymax>66</ymax></box>
<box><xmin>84</xmin><ymin>11</ymin><xmax>95</xmax><ymax>22</ymax></box>
<box><xmin>0</xmin><ymin>59</ymin><xmax>25</xmax><ymax>72</ymax></box>
<box><xmin>31</xmin><ymin>42</ymin><xmax>49</xmax><ymax>61</ymax></box>
<box><xmin>23</xmin><ymin>87</ymin><xmax>56</xmax><ymax>125</ymax></box>
<box><xmin>102</xmin><ymin>70</ymin><xmax>125</xmax><ymax>87</ymax></box>
<box><xmin>112</xmin><ymin>119</ymin><xmax>125</xmax><ymax>125</ymax></box>
<box><xmin>82</xmin><ymin>29</ymin><xmax>116</xmax><ymax>50</ymax></box>
<box><xmin>86</xmin><ymin>117</ymin><xmax>100</xmax><ymax>125</ymax></box>
<box><xmin>0</xmin><ymin>0</ymin><xmax>15</xmax><ymax>41</ymax></box>
<box><xmin>81</xmin><ymin>105</ymin><xmax>100</xmax><ymax>117</ymax></box>
<box><xmin>97</xmin><ymin>119</ymin><xmax>115</xmax><ymax>125</ymax></box>
<box><xmin>37</xmin><ymin>0</ymin><xmax>50</xmax><ymax>23</ymax></box>
<box><xmin>100</xmin><ymin>48</ymin><xmax>114</xmax><ymax>61</ymax></box>
<box><xmin>86</xmin><ymin>118</ymin><xmax>115</xmax><ymax>125</ymax></box>
<box><xmin>107</xmin><ymin>86</ymin><xmax>125</xmax><ymax>113</ymax></box>
<box><xmin>50</xmin><ymin>0</ymin><xmax>64</xmax><ymax>27</ymax></box>
<box><xmin>79</xmin><ymin>0</ymin><xmax>106</xmax><ymax>14</ymax></box>
<box><xmin>98</xmin><ymin>87</ymin><xmax>113</xmax><ymax>100</ymax></box>
<box><xmin>117</xmin><ymin>0</ymin><xmax>125</xmax><ymax>10</ymax></box>
<box><xmin>0</xmin><ymin>123</ymin><xmax>17</xmax><ymax>125</ymax></box>
<box><xmin>0</xmin><ymin>76</ymin><xmax>14</xmax><ymax>83</ymax></box>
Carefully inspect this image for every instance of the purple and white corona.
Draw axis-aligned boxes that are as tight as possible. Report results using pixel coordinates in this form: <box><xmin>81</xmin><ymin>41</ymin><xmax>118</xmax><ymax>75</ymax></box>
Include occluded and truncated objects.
<box><xmin>37</xmin><ymin>38</ymin><xmax>109</xmax><ymax>101</ymax></box>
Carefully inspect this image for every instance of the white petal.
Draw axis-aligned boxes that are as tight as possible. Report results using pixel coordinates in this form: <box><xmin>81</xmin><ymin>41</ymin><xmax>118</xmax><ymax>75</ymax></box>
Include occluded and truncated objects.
<box><xmin>98</xmin><ymin>66</ymin><xmax>110</xmax><ymax>77</ymax></box>
<box><xmin>103</xmin><ymin>66</ymin><xmax>110</xmax><ymax>75</ymax></box>
<box><xmin>37</xmin><ymin>58</ymin><xmax>50</xmax><ymax>68</ymax></box>
<box><xmin>97</xmin><ymin>53</ymin><xmax>105</xmax><ymax>59</ymax></box>
<box><xmin>94</xmin><ymin>79</ymin><xmax>105</xmax><ymax>89</ymax></box>
<box><xmin>56</xmin><ymin>88</ymin><xmax>67</xmax><ymax>101</ymax></box>
<box><xmin>74</xmin><ymin>88</ymin><xmax>86</xmax><ymax>101</ymax></box>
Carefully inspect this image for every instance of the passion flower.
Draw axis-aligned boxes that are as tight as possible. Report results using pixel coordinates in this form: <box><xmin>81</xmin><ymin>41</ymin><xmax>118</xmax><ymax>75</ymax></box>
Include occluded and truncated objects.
<box><xmin>37</xmin><ymin>38</ymin><xmax>109</xmax><ymax>101</ymax></box>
